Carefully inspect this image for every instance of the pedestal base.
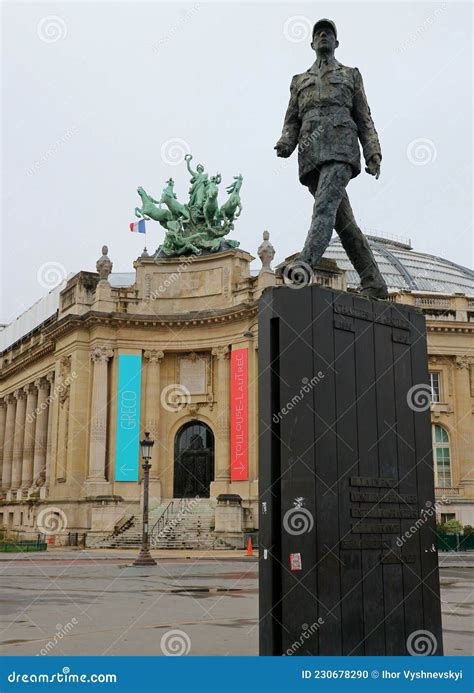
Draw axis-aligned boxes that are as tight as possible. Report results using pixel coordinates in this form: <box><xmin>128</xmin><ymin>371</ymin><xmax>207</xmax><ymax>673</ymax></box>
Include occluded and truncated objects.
<box><xmin>259</xmin><ymin>284</ymin><xmax>443</xmax><ymax>656</ymax></box>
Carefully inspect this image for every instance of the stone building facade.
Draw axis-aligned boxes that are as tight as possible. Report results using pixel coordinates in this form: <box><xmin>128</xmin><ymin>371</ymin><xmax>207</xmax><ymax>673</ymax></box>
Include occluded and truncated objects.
<box><xmin>0</xmin><ymin>235</ymin><xmax>472</xmax><ymax>544</ymax></box>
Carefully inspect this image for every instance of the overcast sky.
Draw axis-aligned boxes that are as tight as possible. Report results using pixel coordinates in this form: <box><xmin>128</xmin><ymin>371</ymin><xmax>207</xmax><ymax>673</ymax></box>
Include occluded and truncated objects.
<box><xmin>2</xmin><ymin>0</ymin><xmax>472</xmax><ymax>325</ymax></box>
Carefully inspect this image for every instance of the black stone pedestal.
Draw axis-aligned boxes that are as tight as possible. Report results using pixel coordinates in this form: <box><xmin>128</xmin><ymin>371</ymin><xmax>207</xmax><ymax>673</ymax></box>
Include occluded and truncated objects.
<box><xmin>258</xmin><ymin>284</ymin><xmax>443</xmax><ymax>656</ymax></box>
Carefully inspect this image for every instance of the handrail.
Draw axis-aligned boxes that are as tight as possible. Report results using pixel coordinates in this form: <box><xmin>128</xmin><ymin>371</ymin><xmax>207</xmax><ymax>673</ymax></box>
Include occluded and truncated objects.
<box><xmin>150</xmin><ymin>500</ymin><xmax>174</xmax><ymax>539</ymax></box>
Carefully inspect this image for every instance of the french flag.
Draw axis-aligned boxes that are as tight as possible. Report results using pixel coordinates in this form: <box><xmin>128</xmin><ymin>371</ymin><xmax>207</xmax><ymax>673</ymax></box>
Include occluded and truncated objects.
<box><xmin>130</xmin><ymin>219</ymin><xmax>146</xmax><ymax>233</ymax></box>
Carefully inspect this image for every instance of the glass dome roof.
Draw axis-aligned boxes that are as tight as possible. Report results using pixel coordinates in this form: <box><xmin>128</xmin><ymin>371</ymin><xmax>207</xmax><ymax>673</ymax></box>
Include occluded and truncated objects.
<box><xmin>324</xmin><ymin>236</ymin><xmax>474</xmax><ymax>296</ymax></box>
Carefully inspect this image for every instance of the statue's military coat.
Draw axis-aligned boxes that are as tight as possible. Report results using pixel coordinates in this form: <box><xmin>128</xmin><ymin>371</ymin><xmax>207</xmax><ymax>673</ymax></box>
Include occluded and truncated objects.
<box><xmin>279</xmin><ymin>58</ymin><xmax>381</xmax><ymax>185</ymax></box>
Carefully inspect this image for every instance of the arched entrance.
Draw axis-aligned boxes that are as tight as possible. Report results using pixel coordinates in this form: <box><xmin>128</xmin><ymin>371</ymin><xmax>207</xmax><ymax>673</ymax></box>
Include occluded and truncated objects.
<box><xmin>173</xmin><ymin>421</ymin><xmax>215</xmax><ymax>498</ymax></box>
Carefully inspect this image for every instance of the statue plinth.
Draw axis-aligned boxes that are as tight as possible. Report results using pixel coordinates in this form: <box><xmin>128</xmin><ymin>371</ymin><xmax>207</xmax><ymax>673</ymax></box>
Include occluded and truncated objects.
<box><xmin>134</xmin><ymin>247</ymin><xmax>254</xmax><ymax>314</ymax></box>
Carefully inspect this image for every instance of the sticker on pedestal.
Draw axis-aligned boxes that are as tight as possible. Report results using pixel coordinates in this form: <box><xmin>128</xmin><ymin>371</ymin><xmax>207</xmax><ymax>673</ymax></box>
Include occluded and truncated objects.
<box><xmin>290</xmin><ymin>552</ymin><xmax>302</xmax><ymax>571</ymax></box>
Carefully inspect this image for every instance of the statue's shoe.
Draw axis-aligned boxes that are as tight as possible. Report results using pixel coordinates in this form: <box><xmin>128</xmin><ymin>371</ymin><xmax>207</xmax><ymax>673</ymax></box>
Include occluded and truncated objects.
<box><xmin>360</xmin><ymin>284</ymin><xmax>389</xmax><ymax>300</ymax></box>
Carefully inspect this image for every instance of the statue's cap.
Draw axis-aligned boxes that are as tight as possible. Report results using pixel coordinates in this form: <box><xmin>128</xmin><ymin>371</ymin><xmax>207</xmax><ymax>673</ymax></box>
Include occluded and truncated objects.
<box><xmin>312</xmin><ymin>19</ymin><xmax>337</xmax><ymax>39</ymax></box>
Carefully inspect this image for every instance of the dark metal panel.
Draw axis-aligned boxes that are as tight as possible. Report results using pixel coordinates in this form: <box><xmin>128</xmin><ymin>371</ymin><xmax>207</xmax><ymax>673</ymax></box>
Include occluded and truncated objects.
<box><xmin>408</xmin><ymin>308</ymin><xmax>444</xmax><ymax>655</ymax></box>
<box><xmin>333</xmin><ymin>292</ymin><xmax>365</xmax><ymax>655</ymax></box>
<box><xmin>258</xmin><ymin>285</ymin><xmax>443</xmax><ymax>656</ymax></box>
<box><xmin>258</xmin><ymin>288</ymin><xmax>281</xmax><ymax>656</ymax></box>
<box><xmin>312</xmin><ymin>287</ymin><xmax>341</xmax><ymax>655</ymax></box>
<box><xmin>277</xmin><ymin>285</ymin><xmax>318</xmax><ymax>655</ymax></box>
<box><xmin>351</xmin><ymin>295</ymin><xmax>385</xmax><ymax>655</ymax></box>
<box><xmin>372</xmin><ymin>300</ymin><xmax>406</xmax><ymax>655</ymax></box>
<box><xmin>391</xmin><ymin>303</ymin><xmax>424</xmax><ymax>650</ymax></box>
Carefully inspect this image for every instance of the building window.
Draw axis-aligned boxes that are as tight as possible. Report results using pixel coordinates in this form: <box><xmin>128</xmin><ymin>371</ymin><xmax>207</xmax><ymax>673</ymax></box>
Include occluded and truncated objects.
<box><xmin>440</xmin><ymin>513</ymin><xmax>456</xmax><ymax>524</ymax></box>
<box><xmin>432</xmin><ymin>424</ymin><xmax>452</xmax><ymax>487</ymax></box>
<box><xmin>429</xmin><ymin>372</ymin><xmax>441</xmax><ymax>402</ymax></box>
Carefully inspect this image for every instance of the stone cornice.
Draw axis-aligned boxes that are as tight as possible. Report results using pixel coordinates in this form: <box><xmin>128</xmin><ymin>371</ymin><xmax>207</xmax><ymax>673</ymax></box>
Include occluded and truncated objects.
<box><xmin>427</xmin><ymin>324</ymin><xmax>474</xmax><ymax>334</ymax></box>
<box><xmin>0</xmin><ymin>342</ymin><xmax>55</xmax><ymax>383</ymax></box>
<box><xmin>0</xmin><ymin>304</ymin><xmax>258</xmax><ymax>382</ymax></box>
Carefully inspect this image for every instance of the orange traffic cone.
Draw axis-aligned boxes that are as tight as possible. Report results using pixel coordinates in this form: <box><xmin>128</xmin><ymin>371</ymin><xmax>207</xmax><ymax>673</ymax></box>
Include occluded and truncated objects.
<box><xmin>247</xmin><ymin>536</ymin><xmax>253</xmax><ymax>556</ymax></box>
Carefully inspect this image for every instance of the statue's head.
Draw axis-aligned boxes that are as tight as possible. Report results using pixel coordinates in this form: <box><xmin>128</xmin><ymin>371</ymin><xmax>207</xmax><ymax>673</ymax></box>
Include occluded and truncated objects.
<box><xmin>102</xmin><ymin>245</ymin><xmax>108</xmax><ymax>255</ymax></box>
<box><xmin>197</xmin><ymin>164</ymin><xmax>204</xmax><ymax>173</ymax></box>
<box><xmin>311</xmin><ymin>18</ymin><xmax>338</xmax><ymax>54</ymax></box>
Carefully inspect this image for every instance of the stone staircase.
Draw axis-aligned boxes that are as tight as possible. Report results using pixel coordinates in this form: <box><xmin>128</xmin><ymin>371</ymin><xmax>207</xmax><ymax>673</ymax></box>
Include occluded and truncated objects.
<box><xmin>101</xmin><ymin>498</ymin><xmax>231</xmax><ymax>550</ymax></box>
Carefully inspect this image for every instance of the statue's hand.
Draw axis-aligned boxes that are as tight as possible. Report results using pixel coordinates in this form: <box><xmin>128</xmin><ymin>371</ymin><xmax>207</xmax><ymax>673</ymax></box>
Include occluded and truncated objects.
<box><xmin>365</xmin><ymin>154</ymin><xmax>381</xmax><ymax>179</ymax></box>
<box><xmin>274</xmin><ymin>140</ymin><xmax>293</xmax><ymax>158</ymax></box>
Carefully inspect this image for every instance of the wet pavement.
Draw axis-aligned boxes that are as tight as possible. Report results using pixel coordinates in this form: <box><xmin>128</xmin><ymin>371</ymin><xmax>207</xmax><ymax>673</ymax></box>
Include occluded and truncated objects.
<box><xmin>0</xmin><ymin>550</ymin><xmax>471</xmax><ymax>656</ymax></box>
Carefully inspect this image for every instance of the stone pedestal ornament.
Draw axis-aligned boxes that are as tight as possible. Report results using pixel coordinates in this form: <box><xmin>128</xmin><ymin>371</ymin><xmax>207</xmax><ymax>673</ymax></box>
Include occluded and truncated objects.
<box><xmin>96</xmin><ymin>245</ymin><xmax>113</xmax><ymax>282</ymax></box>
<box><xmin>258</xmin><ymin>231</ymin><xmax>275</xmax><ymax>274</ymax></box>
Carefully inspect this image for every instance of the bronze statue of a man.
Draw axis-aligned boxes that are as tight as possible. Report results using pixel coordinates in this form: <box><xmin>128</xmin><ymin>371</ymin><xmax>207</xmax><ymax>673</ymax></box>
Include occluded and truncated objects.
<box><xmin>275</xmin><ymin>18</ymin><xmax>388</xmax><ymax>299</ymax></box>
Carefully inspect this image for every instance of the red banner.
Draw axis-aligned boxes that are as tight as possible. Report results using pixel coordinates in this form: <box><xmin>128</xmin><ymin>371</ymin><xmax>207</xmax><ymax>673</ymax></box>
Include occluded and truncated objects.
<box><xmin>230</xmin><ymin>348</ymin><xmax>248</xmax><ymax>481</ymax></box>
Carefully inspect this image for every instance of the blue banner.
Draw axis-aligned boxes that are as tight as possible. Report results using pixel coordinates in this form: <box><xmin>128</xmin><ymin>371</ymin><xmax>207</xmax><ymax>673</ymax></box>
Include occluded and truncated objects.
<box><xmin>115</xmin><ymin>354</ymin><xmax>142</xmax><ymax>481</ymax></box>
<box><xmin>0</xmin><ymin>657</ymin><xmax>472</xmax><ymax>692</ymax></box>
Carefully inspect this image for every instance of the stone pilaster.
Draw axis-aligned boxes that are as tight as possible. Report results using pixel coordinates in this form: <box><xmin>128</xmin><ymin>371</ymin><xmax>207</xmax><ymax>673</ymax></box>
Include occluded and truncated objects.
<box><xmin>455</xmin><ymin>356</ymin><xmax>474</xmax><ymax>493</ymax></box>
<box><xmin>211</xmin><ymin>345</ymin><xmax>230</xmax><ymax>488</ymax></box>
<box><xmin>1</xmin><ymin>394</ymin><xmax>16</xmax><ymax>491</ymax></box>
<box><xmin>21</xmin><ymin>383</ymin><xmax>38</xmax><ymax>489</ymax></box>
<box><xmin>143</xmin><ymin>349</ymin><xmax>164</xmax><ymax>504</ymax></box>
<box><xmin>0</xmin><ymin>400</ymin><xmax>6</xmax><ymax>494</ymax></box>
<box><xmin>11</xmin><ymin>389</ymin><xmax>27</xmax><ymax>492</ymax></box>
<box><xmin>85</xmin><ymin>345</ymin><xmax>114</xmax><ymax>496</ymax></box>
<box><xmin>44</xmin><ymin>372</ymin><xmax>55</xmax><ymax>494</ymax></box>
<box><xmin>32</xmin><ymin>377</ymin><xmax>50</xmax><ymax>489</ymax></box>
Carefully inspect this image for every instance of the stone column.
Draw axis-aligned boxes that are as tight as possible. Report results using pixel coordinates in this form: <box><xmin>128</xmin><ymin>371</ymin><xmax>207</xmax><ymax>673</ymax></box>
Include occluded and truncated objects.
<box><xmin>21</xmin><ymin>384</ymin><xmax>38</xmax><ymax>489</ymax></box>
<box><xmin>455</xmin><ymin>356</ymin><xmax>474</xmax><ymax>494</ymax></box>
<box><xmin>11</xmin><ymin>389</ymin><xmax>27</xmax><ymax>492</ymax></box>
<box><xmin>44</xmin><ymin>372</ymin><xmax>55</xmax><ymax>492</ymax></box>
<box><xmin>86</xmin><ymin>346</ymin><xmax>114</xmax><ymax>495</ymax></box>
<box><xmin>1</xmin><ymin>394</ymin><xmax>16</xmax><ymax>491</ymax></box>
<box><xmin>143</xmin><ymin>349</ymin><xmax>164</xmax><ymax>505</ymax></box>
<box><xmin>212</xmin><ymin>345</ymin><xmax>230</xmax><ymax>483</ymax></box>
<box><xmin>143</xmin><ymin>350</ymin><xmax>164</xmax><ymax>477</ymax></box>
<box><xmin>32</xmin><ymin>377</ymin><xmax>51</xmax><ymax>488</ymax></box>
<box><xmin>0</xmin><ymin>399</ymin><xmax>6</xmax><ymax>492</ymax></box>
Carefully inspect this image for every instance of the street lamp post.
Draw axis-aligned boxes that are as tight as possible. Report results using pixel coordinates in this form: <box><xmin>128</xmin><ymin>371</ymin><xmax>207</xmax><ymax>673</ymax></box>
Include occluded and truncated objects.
<box><xmin>133</xmin><ymin>432</ymin><xmax>157</xmax><ymax>566</ymax></box>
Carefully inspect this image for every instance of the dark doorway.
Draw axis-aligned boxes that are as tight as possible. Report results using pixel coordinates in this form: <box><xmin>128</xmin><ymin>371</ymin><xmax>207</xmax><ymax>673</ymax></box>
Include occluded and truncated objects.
<box><xmin>173</xmin><ymin>421</ymin><xmax>215</xmax><ymax>498</ymax></box>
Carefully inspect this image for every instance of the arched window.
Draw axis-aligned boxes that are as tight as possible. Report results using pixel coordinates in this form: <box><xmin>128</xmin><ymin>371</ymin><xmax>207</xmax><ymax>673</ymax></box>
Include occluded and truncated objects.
<box><xmin>432</xmin><ymin>424</ymin><xmax>452</xmax><ymax>487</ymax></box>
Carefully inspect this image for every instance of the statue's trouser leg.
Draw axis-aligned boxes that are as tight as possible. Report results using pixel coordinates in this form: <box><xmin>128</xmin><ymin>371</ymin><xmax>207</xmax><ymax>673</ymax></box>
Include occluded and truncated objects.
<box><xmin>335</xmin><ymin>192</ymin><xmax>388</xmax><ymax>294</ymax></box>
<box><xmin>300</xmin><ymin>163</ymin><xmax>352</xmax><ymax>267</ymax></box>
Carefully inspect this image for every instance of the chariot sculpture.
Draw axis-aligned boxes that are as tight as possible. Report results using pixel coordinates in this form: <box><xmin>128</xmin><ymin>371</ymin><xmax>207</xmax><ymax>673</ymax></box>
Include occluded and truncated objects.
<box><xmin>134</xmin><ymin>154</ymin><xmax>242</xmax><ymax>257</ymax></box>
